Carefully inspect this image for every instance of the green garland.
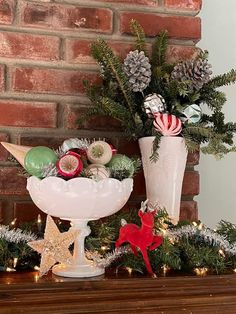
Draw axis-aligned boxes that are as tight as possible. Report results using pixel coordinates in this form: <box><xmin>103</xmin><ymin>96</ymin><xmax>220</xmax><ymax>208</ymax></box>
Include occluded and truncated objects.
<box><xmin>1</xmin><ymin>212</ymin><xmax>236</xmax><ymax>276</ymax></box>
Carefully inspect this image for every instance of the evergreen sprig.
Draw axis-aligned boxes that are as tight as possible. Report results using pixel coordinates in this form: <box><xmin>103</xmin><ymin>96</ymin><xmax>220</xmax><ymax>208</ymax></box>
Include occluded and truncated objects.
<box><xmin>80</xmin><ymin>19</ymin><xmax>236</xmax><ymax>159</ymax></box>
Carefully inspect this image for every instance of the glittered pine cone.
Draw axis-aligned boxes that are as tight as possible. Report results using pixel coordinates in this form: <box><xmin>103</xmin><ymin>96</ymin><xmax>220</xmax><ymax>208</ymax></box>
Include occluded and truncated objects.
<box><xmin>171</xmin><ymin>58</ymin><xmax>212</xmax><ymax>91</ymax></box>
<box><xmin>123</xmin><ymin>50</ymin><xmax>151</xmax><ymax>92</ymax></box>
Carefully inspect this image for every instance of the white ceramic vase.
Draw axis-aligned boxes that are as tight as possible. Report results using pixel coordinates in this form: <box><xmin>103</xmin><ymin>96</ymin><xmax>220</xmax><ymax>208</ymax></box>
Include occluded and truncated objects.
<box><xmin>138</xmin><ymin>136</ymin><xmax>187</xmax><ymax>223</ymax></box>
<box><xmin>27</xmin><ymin>176</ymin><xmax>133</xmax><ymax>278</ymax></box>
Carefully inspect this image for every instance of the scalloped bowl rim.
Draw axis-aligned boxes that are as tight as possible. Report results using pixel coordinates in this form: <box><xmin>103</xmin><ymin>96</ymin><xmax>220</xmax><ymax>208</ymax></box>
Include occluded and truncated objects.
<box><xmin>27</xmin><ymin>176</ymin><xmax>133</xmax><ymax>220</ymax></box>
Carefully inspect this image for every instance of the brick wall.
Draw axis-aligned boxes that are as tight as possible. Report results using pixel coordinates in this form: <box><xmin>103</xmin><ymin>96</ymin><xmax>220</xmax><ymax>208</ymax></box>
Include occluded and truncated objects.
<box><xmin>0</xmin><ymin>0</ymin><xmax>201</xmax><ymax>224</ymax></box>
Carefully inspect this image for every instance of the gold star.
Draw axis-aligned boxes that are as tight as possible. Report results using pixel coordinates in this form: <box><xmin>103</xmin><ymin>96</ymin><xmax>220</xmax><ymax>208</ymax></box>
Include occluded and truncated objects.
<box><xmin>28</xmin><ymin>215</ymin><xmax>77</xmax><ymax>277</ymax></box>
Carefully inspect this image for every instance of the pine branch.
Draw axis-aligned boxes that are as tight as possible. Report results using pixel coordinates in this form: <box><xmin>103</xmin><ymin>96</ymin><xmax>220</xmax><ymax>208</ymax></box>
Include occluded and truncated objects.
<box><xmin>204</xmin><ymin>69</ymin><xmax>236</xmax><ymax>89</ymax></box>
<box><xmin>91</xmin><ymin>39</ymin><xmax>136</xmax><ymax>126</ymax></box>
<box><xmin>152</xmin><ymin>30</ymin><xmax>168</xmax><ymax>67</ymax></box>
<box><xmin>130</xmin><ymin>19</ymin><xmax>147</xmax><ymax>53</ymax></box>
<box><xmin>150</xmin><ymin>131</ymin><xmax>162</xmax><ymax>162</ymax></box>
<box><xmin>200</xmin><ymin>90</ymin><xmax>226</xmax><ymax>111</ymax></box>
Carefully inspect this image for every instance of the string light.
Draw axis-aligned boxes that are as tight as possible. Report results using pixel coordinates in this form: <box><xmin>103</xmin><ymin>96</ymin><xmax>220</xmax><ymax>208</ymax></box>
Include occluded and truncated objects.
<box><xmin>10</xmin><ymin>218</ymin><xmax>17</xmax><ymax>226</ymax></box>
<box><xmin>34</xmin><ymin>266</ymin><xmax>40</xmax><ymax>271</ymax></box>
<box><xmin>219</xmin><ymin>249</ymin><xmax>225</xmax><ymax>257</ymax></box>
<box><xmin>37</xmin><ymin>214</ymin><xmax>42</xmax><ymax>232</ymax></box>
<box><xmin>161</xmin><ymin>264</ymin><xmax>170</xmax><ymax>276</ymax></box>
<box><xmin>233</xmin><ymin>269</ymin><xmax>236</xmax><ymax>273</ymax></box>
<box><xmin>13</xmin><ymin>257</ymin><xmax>18</xmax><ymax>268</ymax></box>
<box><xmin>126</xmin><ymin>267</ymin><xmax>133</xmax><ymax>275</ymax></box>
<box><xmin>101</xmin><ymin>245</ymin><xmax>109</xmax><ymax>252</ymax></box>
<box><xmin>192</xmin><ymin>221</ymin><xmax>197</xmax><ymax>227</ymax></box>
<box><xmin>6</xmin><ymin>267</ymin><xmax>16</xmax><ymax>272</ymax></box>
<box><xmin>194</xmin><ymin>267</ymin><xmax>208</xmax><ymax>276</ymax></box>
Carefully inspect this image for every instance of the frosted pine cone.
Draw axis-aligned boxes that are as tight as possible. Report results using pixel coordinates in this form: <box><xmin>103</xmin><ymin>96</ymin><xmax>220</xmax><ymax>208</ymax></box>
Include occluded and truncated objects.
<box><xmin>171</xmin><ymin>58</ymin><xmax>212</xmax><ymax>91</ymax></box>
<box><xmin>123</xmin><ymin>50</ymin><xmax>151</xmax><ymax>92</ymax></box>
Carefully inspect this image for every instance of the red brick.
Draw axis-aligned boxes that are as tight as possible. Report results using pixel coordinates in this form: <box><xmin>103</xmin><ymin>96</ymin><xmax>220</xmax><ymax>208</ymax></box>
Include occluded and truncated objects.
<box><xmin>64</xmin><ymin>104</ymin><xmax>121</xmax><ymax>131</ymax></box>
<box><xmin>187</xmin><ymin>151</ymin><xmax>200</xmax><ymax>166</ymax></box>
<box><xmin>120</xmin><ymin>12</ymin><xmax>201</xmax><ymax>40</ymax></box>
<box><xmin>11</xmin><ymin>67</ymin><xmax>100</xmax><ymax>95</ymax></box>
<box><xmin>166</xmin><ymin>45</ymin><xmax>199</xmax><ymax>63</ymax></box>
<box><xmin>0</xmin><ymin>64</ymin><xmax>5</xmax><ymax>91</ymax></box>
<box><xmin>0</xmin><ymin>32</ymin><xmax>59</xmax><ymax>61</ymax></box>
<box><xmin>0</xmin><ymin>0</ymin><xmax>15</xmax><ymax>25</ymax></box>
<box><xmin>21</xmin><ymin>2</ymin><xmax>113</xmax><ymax>34</ymax></box>
<box><xmin>65</xmin><ymin>39</ymin><xmax>135</xmax><ymax>64</ymax></box>
<box><xmin>13</xmin><ymin>202</ymin><xmax>46</xmax><ymax>223</ymax></box>
<box><xmin>19</xmin><ymin>136</ymin><xmax>66</xmax><ymax>149</ymax></box>
<box><xmin>0</xmin><ymin>166</ymin><xmax>27</xmax><ymax>196</ymax></box>
<box><xmin>182</xmin><ymin>171</ymin><xmax>199</xmax><ymax>196</ymax></box>
<box><xmin>0</xmin><ymin>133</ymin><xmax>9</xmax><ymax>161</ymax></box>
<box><xmin>0</xmin><ymin>200</ymin><xmax>3</xmax><ymax>223</ymax></box>
<box><xmin>93</xmin><ymin>0</ymin><xmax>158</xmax><ymax>5</ymax></box>
<box><xmin>164</xmin><ymin>0</ymin><xmax>202</xmax><ymax>11</ymax></box>
<box><xmin>180</xmin><ymin>200</ymin><xmax>198</xmax><ymax>222</ymax></box>
<box><xmin>0</xmin><ymin>100</ymin><xmax>57</xmax><ymax>128</ymax></box>
<box><xmin>117</xmin><ymin>138</ymin><xmax>141</xmax><ymax>156</ymax></box>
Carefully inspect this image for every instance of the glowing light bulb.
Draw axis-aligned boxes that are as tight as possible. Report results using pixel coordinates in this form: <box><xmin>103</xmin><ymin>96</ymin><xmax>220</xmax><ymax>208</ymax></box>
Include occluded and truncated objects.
<box><xmin>194</xmin><ymin>267</ymin><xmax>208</xmax><ymax>276</ymax></box>
<box><xmin>34</xmin><ymin>266</ymin><xmax>40</xmax><ymax>271</ymax></box>
<box><xmin>126</xmin><ymin>267</ymin><xmax>133</xmax><ymax>275</ymax></box>
<box><xmin>37</xmin><ymin>214</ymin><xmax>42</xmax><ymax>224</ymax></box>
<box><xmin>13</xmin><ymin>257</ymin><xmax>18</xmax><ymax>268</ymax></box>
<box><xmin>218</xmin><ymin>249</ymin><xmax>225</xmax><ymax>257</ymax></box>
<box><xmin>11</xmin><ymin>218</ymin><xmax>17</xmax><ymax>226</ymax></box>
<box><xmin>6</xmin><ymin>267</ymin><xmax>16</xmax><ymax>272</ymax></box>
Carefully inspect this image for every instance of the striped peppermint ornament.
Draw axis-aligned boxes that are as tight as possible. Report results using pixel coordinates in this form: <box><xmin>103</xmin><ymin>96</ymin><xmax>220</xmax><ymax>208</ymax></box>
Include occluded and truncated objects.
<box><xmin>153</xmin><ymin>113</ymin><xmax>182</xmax><ymax>136</ymax></box>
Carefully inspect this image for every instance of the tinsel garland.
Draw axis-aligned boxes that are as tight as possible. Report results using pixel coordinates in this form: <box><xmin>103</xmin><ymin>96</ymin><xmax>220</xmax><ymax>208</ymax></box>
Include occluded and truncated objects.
<box><xmin>0</xmin><ymin>224</ymin><xmax>37</xmax><ymax>243</ymax></box>
<box><xmin>168</xmin><ymin>225</ymin><xmax>236</xmax><ymax>255</ymax></box>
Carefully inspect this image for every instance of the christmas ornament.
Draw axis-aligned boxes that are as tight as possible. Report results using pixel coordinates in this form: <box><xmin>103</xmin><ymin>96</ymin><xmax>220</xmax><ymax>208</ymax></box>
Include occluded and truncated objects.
<box><xmin>116</xmin><ymin>200</ymin><xmax>163</xmax><ymax>276</ymax></box>
<box><xmin>107</xmin><ymin>154</ymin><xmax>135</xmax><ymax>180</ymax></box>
<box><xmin>87</xmin><ymin>141</ymin><xmax>112</xmax><ymax>165</ymax></box>
<box><xmin>153</xmin><ymin>113</ymin><xmax>182</xmax><ymax>136</ymax></box>
<box><xmin>144</xmin><ymin>93</ymin><xmax>166</xmax><ymax>117</ymax></box>
<box><xmin>56</xmin><ymin>152</ymin><xmax>83</xmax><ymax>178</ymax></box>
<box><xmin>171</xmin><ymin>57</ymin><xmax>212</xmax><ymax>91</ymax></box>
<box><xmin>123</xmin><ymin>50</ymin><xmax>151</xmax><ymax>92</ymax></box>
<box><xmin>87</xmin><ymin>164</ymin><xmax>110</xmax><ymax>181</ymax></box>
<box><xmin>1</xmin><ymin>142</ymin><xmax>32</xmax><ymax>167</ymax></box>
<box><xmin>60</xmin><ymin>138</ymin><xmax>90</xmax><ymax>155</ymax></box>
<box><xmin>181</xmin><ymin>104</ymin><xmax>202</xmax><ymax>124</ymax></box>
<box><xmin>28</xmin><ymin>215</ymin><xmax>77</xmax><ymax>277</ymax></box>
<box><xmin>24</xmin><ymin>146</ymin><xmax>58</xmax><ymax>178</ymax></box>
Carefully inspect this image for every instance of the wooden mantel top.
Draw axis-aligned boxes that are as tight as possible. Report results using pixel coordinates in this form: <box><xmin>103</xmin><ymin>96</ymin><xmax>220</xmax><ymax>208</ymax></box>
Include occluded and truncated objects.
<box><xmin>0</xmin><ymin>272</ymin><xmax>236</xmax><ymax>313</ymax></box>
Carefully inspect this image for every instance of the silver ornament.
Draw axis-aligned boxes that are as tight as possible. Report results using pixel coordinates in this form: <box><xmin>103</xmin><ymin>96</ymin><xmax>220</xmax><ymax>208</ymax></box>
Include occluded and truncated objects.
<box><xmin>144</xmin><ymin>93</ymin><xmax>166</xmax><ymax>117</ymax></box>
<box><xmin>181</xmin><ymin>104</ymin><xmax>202</xmax><ymax>123</ymax></box>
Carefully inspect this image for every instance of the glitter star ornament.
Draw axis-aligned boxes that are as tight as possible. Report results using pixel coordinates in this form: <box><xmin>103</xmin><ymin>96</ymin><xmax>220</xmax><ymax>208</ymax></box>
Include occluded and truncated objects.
<box><xmin>28</xmin><ymin>215</ymin><xmax>77</xmax><ymax>277</ymax></box>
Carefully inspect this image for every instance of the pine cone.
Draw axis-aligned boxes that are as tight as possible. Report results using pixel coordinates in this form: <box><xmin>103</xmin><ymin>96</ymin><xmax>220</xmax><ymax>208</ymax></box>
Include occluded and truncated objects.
<box><xmin>123</xmin><ymin>50</ymin><xmax>151</xmax><ymax>92</ymax></box>
<box><xmin>171</xmin><ymin>58</ymin><xmax>212</xmax><ymax>91</ymax></box>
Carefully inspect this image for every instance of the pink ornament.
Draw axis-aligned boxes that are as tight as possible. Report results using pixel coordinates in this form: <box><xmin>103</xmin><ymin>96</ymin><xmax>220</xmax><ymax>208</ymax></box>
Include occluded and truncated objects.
<box><xmin>153</xmin><ymin>113</ymin><xmax>182</xmax><ymax>136</ymax></box>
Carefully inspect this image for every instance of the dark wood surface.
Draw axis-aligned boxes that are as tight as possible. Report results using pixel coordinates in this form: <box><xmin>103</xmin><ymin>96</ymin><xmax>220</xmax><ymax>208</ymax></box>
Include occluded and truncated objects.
<box><xmin>0</xmin><ymin>271</ymin><xmax>236</xmax><ymax>313</ymax></box>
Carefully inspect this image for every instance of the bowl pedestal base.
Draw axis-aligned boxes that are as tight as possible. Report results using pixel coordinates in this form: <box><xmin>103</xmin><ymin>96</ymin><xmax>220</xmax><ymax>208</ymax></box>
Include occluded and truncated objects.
<box><xmin>52</xmin><ymin>219</ymin><xmax>104</xmax><ymax>278</ymax></box>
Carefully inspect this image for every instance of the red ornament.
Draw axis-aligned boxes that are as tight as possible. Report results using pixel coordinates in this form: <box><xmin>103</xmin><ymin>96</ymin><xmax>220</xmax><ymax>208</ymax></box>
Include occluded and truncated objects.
<box><xmin>153</xmin><ymin>113</ymin><xmax>182</xmax><ymax>136</ymax></box>
<box><xmin>56</xmin><ymin>151</ymin><xmax>83</xmax><ymax>178</ymax></box>
<box><xmin>116</xmin><ymin>203</ymin><xmax>163</xmax><ymax>276</ymax></box>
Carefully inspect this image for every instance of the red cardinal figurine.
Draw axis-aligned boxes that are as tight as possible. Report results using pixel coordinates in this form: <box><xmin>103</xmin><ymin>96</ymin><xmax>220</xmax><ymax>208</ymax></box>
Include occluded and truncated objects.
<box><xmin>116</xmin><ymin>200</ymin><xmax>163</xmax><ymax>276</ymax></box>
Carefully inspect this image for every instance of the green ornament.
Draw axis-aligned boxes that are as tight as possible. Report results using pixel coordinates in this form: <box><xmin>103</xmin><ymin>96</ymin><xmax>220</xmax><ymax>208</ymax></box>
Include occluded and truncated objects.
<box><xmin>107</xmin><ymin>154</ymin><xmax>134</xmax><ymax>180</ymax></box>
<box><xmin>24</xmin><ymin>146</ymin><xmax>58</xmax><ymax>178</ymax></box>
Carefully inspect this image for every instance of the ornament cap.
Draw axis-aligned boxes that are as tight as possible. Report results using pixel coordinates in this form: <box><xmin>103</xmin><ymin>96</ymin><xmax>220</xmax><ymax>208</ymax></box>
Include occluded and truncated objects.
<box><xmin>1</xmin><ymin>142</ymin><xmax>32</xmax><ymax>167</ymax></box>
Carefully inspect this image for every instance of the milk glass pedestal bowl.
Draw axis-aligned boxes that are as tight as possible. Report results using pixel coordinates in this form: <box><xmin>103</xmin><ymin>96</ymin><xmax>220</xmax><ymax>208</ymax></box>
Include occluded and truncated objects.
<box><xmin>27</xmin><ymin>176</ymin><xmax>133</xmax><ymax>278</ymax></box>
